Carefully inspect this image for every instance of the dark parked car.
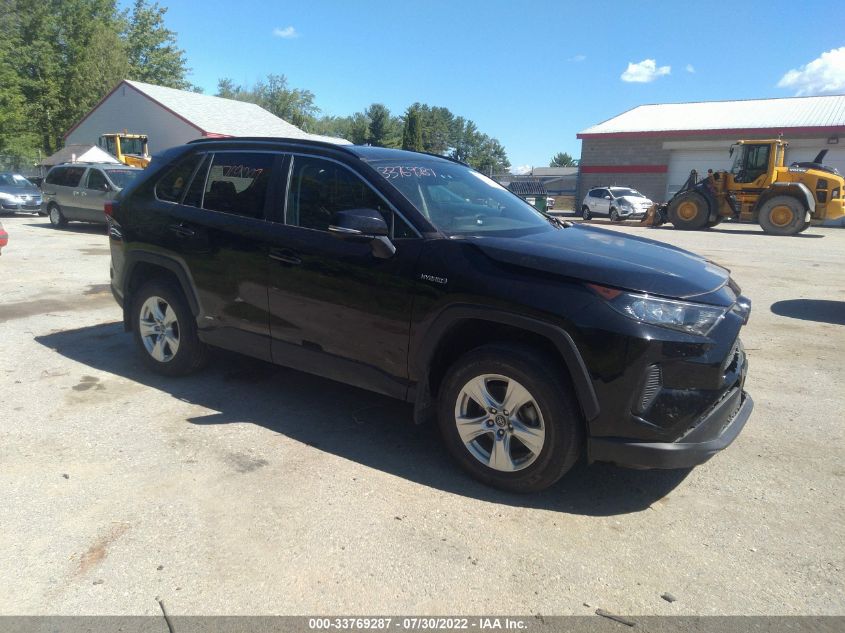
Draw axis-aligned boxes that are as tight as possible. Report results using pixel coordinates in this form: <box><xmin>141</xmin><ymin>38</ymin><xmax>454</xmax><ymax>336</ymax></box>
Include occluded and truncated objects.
<box><xmin>108</xmin><ymin>138</ymin><xmax>753</xmax><ymax>492</ymax></box>
<box><xmin>0</xmin><ymin>172</ymin><xmax>42</xmax><ymax>214</ymax></box>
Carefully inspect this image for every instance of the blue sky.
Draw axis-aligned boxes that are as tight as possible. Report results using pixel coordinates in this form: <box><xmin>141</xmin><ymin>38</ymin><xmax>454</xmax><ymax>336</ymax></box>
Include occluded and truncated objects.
<box><xmin>147</xmin><ymin>0</ymin><xmax>845</xmax><ymax>171</ymax></box>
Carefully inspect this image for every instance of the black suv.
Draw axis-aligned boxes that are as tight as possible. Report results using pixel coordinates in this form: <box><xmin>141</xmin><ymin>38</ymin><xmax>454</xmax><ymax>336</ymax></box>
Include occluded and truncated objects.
<box><xmin>108</xmin><ymin>138</ymin><xmax>753</xmax><ymax>492</ymax></box>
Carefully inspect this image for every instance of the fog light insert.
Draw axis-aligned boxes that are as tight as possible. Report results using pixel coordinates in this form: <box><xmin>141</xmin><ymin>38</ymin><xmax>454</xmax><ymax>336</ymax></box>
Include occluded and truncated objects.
<box><xmin>637</xmin><ymin>364</ymin><xmax>662</xmax><ymax>413</ymax></box>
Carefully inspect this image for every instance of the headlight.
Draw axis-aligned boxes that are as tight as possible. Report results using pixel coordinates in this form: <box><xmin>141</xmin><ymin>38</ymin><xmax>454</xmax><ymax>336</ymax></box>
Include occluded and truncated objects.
<box><xmin>0</xmin><ymin>192</ymin><xmax>22</xmax><ymax>203</ymax></box>
<box><xmin>589</xmin><ymin>284</ymin><xmax>728</xmax><ymax>335</ymax></box>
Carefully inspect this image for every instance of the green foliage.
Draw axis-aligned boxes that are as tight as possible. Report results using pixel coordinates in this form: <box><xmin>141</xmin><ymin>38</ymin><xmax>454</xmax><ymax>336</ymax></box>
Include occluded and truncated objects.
<box><xmin>1</xmin><ymin>0</ymin><xmax>194</xmax><ymax>158</ymax></box>
<box><xmin>402</xmin><ymin>107</ymin><xmax>424</xmax><ymax>151</ymax></box>
<box><xmin>215</xmin><ymin>75</ymin><xmax>318</xmax><ymax>129</ymax></box>
<box><xmin>365</xmin><ymin>103</ymin><xmax>400</xmax><ymax>148</ymax></box>
<box><xmin>123</xmin><ymin>0</ymin><xmax>193</xmax><ymax>90</ymax></box>
<box><xmin>550</xmin><ymin>152</ymin><xmax>578</xmax><ymax>167</ymax></box>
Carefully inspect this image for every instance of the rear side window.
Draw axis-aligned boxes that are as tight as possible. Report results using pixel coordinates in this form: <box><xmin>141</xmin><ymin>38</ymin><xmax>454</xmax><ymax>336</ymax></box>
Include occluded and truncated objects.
<box><xmin>203</xmin><ymin>152</ymin><xmax>274</xmax><ymax>218</ymax></box>
<box><xmin>45</xmin><ymin>168</ymin><xmax>64</xmax><ymax>185</ymax></box>
<box><xmin>48</xmin><ymin>167</ymin><xmax>85</xmax><ymax>187</ymax></box>
<box><xmin>156</xmin><ymin>154</ymin><xmax>202</xmax><ymax>203</ymax></box>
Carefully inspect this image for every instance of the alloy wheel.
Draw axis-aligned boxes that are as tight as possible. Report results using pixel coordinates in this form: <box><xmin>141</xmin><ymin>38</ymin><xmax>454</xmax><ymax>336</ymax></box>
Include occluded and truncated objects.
<box><xmin>138</xmin><ymin>296</ymin><xmax>180</xmax><ymax>362</ymax></box>
<box><xmin>454</xmin><ymin>373</ymin><xmax>546</xmax><ymax>472</ymax></box>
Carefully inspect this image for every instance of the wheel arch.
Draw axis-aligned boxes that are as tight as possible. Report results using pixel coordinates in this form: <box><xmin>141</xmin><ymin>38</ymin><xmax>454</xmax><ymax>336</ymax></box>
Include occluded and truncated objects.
<box><xmin>410</xmin><ymin>306</ymin><xmax>600</xmax><ymax>425</ymax></box>
<box><xmin>122</xmin><ymin>251</ymin><xmax>200</xmax><ymax>330</ymax></box>
<box><xmin>753</xmin><ymin>183</ymin><xmax>814</xmax><ymax>218</ymax></box>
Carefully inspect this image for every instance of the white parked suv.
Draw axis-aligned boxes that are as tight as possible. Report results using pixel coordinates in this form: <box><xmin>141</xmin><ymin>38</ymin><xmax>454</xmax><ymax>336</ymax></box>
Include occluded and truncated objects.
<box><xmin>581</xmin><ymin>187</ymin><xmax>653</xmax><ymax>221</ymax></box>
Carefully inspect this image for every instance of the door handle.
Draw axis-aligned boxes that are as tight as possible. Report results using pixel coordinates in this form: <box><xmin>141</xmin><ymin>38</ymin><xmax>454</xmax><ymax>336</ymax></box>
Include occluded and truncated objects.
<box><xmin>269</xmin><ymin>248</ymin><xmax>302</xmax><ymax>265</ymax></box>
<box><xmin>168</xmin><ymin>223</ymin><xmax>195</xmax><ymax>238</ymax></box>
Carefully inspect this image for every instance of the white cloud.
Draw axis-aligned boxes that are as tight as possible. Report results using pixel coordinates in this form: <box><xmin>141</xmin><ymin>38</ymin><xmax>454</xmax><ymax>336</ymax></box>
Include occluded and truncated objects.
<box><xmin>685</xmin><ymin>64</ymin><xmax>695</xmax><ymax>73</ymax></box>
<box><xmin>620</xmin><ymin>59</ymin><xmax>671</xmax><ymax>83</ymax></box>
<box><xmin>511</xmin><ymin>165</ymin><xmax>532</xmax><ymax>175</ymax></box>
<box><xmin>777</xmin><ymin>47</ymin><xmax>845</xmax><ymax>96</ymax></box>
<box><xmin>272</xmin><ymin>26</ymin><xmax>298</xmax><ymax>39</ymax></box>
<box><xmin>569</xmin><ymin>54</ymin><xmax>586</xmax><ymax>63</ymax></box>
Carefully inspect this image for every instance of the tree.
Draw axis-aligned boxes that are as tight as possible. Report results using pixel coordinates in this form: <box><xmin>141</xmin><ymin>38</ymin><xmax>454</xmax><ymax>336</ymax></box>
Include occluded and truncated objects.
<box><xmin>401</xmin><ymin>107</ymin><xmax>423</xmax><ymax>151</ymax></box>
<box><xmin>215</xmin><ymin>74</ymin><xmax>318</xmax><ymax>129</ymax></box>
<box><xmin>123</xmin><ymin>0</ymin><xmax>193</xmax><ymax>90</ymax></box>
<box><xmin>364</xmin><ymin>103</ymin><xmax>398</xmax><ymax>147</ymax></box>
<box><xmin>550</xmin><ymin>152</ymin><xmax>578</xmax><ymax>167</ymax></box>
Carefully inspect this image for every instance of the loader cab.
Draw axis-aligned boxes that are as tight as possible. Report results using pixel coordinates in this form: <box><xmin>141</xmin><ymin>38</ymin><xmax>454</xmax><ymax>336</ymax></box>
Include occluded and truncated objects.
<box><xmin>729</xmin><ymin>142</ymin><xmax>773</xmax><ymax>184</ymax></box>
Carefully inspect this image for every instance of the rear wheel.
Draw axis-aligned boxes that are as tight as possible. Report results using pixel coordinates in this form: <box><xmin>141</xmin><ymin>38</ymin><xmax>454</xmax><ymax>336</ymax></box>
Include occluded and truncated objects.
<box><xmin>132</xmin><ymin>279</ymin><xmax>209</xmax><ymax>376</ymax></box>
<box><xmin>48</xmin><ymin>203</ymin><xmax>67</xmax><ymax>228</ymax></box>
<box><xmin>667</xmin><ymin>192</ymin><xmax>709</xmax><ymax>230</ymax></box>
<box><xmin>437</xmin><ymin>343</ymin><xmax>582</xmax><ymax>492</ymax></box>
<box><xmin>581</xmin><ymin>206</ymin><xmax>592</xmax><ymax>220</ymax></box>
<box><xmin>758</xmin><ymin>196</ymin><xmax>806</xmax><ymax>236</ymax></box>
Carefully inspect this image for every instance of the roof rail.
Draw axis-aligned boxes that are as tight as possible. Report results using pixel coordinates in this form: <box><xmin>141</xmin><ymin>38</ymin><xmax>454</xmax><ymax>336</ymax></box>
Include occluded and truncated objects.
<box><xmin>186</xmin><ymin>136</ymin><xmax>358</xmax><ymax>155</ymax></box>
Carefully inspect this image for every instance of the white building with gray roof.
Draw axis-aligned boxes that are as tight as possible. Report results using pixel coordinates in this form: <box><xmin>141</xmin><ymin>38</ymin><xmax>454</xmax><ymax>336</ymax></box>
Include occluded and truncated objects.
<box><xmin>65</xmin><ymin>79</ymin><xmax>348</xmax><ymax>155</ymax></box>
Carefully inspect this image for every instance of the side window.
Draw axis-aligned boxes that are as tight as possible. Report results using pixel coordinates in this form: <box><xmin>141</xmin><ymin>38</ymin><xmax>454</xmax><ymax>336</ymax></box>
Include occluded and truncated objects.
<box><xmin>155</xmin><ymin>154</ymin><xmax>202</xmax><ymax>203</ymax></box>
<box><xmin>86</xmin><ymin>169</ymin><xmax>108</xmax><ymax>191</ymax></box>
<box><xmin>286</xmin><ymin>156</ymin><xmax>391</xmax><ymax>232</ymax></box>
<box><xmin>45</xmin><ymin>168</ymin><xmax>63</xmax><ymax>185</ymax></box>
<box><xmin>183</xmin><ymin>154</ymin><xmax>211</xmax><ymax>208</ymax></box>
<box><xmin>203</xmin><ymin>152</ymin><xmax>273</xmax><ymax>218</ymax></box>
<box><xmin>64</xmin><ymin>167</ymin><xmax>85</xmax><ymax>188</ymax></box>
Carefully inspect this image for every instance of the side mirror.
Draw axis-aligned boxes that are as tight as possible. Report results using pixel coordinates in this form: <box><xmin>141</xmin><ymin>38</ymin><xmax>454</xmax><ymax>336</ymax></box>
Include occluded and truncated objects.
<box><xmin>328</xmin><ymin>208</ymin><xmax>395</xmax><ymax>259</ymax></box>
<box><xmin>604</xmin><ymin>195</ymin><xmax>612</xmax><ymax>200</ymax></box>
<box><xmin>102</xmin><ymin>183</ymin><xmax>111</xmax><ymax>192</ymax></box>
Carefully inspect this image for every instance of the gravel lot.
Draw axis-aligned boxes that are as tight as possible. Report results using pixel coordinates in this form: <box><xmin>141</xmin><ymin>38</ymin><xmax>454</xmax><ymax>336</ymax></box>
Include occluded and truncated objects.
<box><xmin>1</xmin><ymin>214</ymin><xmax>843</xmax><ymax>616</ymax></box>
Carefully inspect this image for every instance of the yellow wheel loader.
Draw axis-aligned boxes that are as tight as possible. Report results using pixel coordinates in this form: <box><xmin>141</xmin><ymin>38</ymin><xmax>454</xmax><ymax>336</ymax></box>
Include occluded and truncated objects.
<box><xmin>653</xmin><ymin>140</ymin><xmax>844</xmax><ymax>235</ymax></box>
<box><xmin>99</xmin><ymin>133</ymin><xmax>151</xmax><ymax>168</ymax></box>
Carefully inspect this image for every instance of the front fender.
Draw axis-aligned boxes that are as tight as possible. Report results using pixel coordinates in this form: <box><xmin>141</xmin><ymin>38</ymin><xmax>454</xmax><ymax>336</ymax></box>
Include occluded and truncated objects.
<box><xmin>410</xmin><ymin>304</ymin><xmax>600</xmax><ymax>422</ymax></box>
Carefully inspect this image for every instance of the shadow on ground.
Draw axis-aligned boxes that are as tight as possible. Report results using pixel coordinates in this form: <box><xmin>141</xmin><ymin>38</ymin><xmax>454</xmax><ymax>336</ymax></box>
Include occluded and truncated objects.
<box><xmin>36</xmin><ymin>322</ymin><xmax>690</xmax><ymax>516</ymax></box>
<box><xmin>24</xmin><ymin>220</ymin><xmax>107</xmax><ymax>235</ymax></box>
<box><xmin>771</xmin><ymin>299</ymin><xmax>845</xmax><ymax>325</ymax></box>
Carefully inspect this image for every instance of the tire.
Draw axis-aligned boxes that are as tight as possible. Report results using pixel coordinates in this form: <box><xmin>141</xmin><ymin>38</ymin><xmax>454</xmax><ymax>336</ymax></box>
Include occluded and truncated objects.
<box><xmin>758</xmin><ymin>196</ymin><xmax>807</xmax><ymax>236</ymax></box>
<box><xmin>581</xmin><ymin>206</ymin><xmax>592</xmax><ymax>220</ymax></box>
<box><xmin>609</xmin><ymin>208</ymin><xmax>621</xmax><ymax>222</ymax></box>
<box><xmin>705</xmin><ymin>216</ymin><xmax>722</xmax><ymax>228</ymax></box>
<box><xmin>48</xmin><ymin>203</ymin><xmax>67</xmax><ymax>228</ymax></box>
<box><xmin>131</xmin><ymin>279</ymin><xmax>209</xmax><ymax>376</ymax></box>
<box><xmin>437</xmin><ymin>343</ymin><xmax>582</xmax><ymax>493</ymax></box>
<box><xmin>667</xmin><ymin>192</ymin><xmax>709</xmax><ymax>230</ymax></box>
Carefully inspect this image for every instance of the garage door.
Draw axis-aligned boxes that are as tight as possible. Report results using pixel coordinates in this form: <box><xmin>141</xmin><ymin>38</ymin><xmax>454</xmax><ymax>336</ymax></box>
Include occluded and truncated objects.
<box><xmin>785</xmin><ymin>147</ymin><xmax>845</xmax><ymax>177</ymax></box>
<box><xmin>666</xmin><ymin>149</ymin><xmax>733</xmax><ymax>199</ymax></box>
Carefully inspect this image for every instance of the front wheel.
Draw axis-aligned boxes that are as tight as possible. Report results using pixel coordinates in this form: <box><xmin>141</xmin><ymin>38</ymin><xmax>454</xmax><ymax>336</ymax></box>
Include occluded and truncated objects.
<box><xmin>437</xmin><ymin>343</ymin><xmax>582</xmax><ymax>492</ymax></box>
<box><xmin>132</xmin><ymin>279</ymin><xmax>209</xmax><ymax>376</ymax></box>
<box><xmin>609</xmin><ymin>208</ymin><xmax>621</xmax><ymax>222</ymax></box>
<box><xmin>581</xmin><ymin>206</ymin><xmax>592</xmax><ymax>220</ymax></box>
<box><xmin>667</xmin><ymin>192</ymin><xmax>709</xmax><ymax>230</ymax></box>
<box><xmin>758</xmin><ymin>196</ymin><xmax>807</xmax><ymax>236</ymax></box>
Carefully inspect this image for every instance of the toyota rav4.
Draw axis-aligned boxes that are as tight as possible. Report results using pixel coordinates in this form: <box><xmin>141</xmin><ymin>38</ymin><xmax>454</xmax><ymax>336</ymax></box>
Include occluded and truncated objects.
<box><xmin>107</xmin><ymin>138</ymin><xmax>753</xmax><ymax>492</ymax></box>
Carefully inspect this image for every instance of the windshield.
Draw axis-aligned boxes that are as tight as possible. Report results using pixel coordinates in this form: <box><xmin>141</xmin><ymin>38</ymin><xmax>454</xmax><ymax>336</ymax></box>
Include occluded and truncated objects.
<box><xmin>0</xmin><ymin>174</ymin><xmax>35</xmax><ymax>188</ymax></box>
<box><xmin>105</xmin><ymin>169</ymin><xmax>140</xmax><ymax>189</ymax></box>
<box><xmin>120</xmin><ymin>138</ymin><xmax>147</xmax><ymax>155</ymax></box>
<box><xmin>610</xmin><ymin>188</ymin><xmax>644</xmax><ymax>198</ymax></box>
<box><xmin>372</xmin><ymin>160</ymin><xmax>549</xmax><ymax>235</ymax></box>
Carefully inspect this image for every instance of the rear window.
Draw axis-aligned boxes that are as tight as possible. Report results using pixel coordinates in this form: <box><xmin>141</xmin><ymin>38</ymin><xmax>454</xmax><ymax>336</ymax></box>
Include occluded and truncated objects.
<box><xmin>105</xmin><ymin>169</ymin><xmax>140</xmax><ymax>189</ymax></box>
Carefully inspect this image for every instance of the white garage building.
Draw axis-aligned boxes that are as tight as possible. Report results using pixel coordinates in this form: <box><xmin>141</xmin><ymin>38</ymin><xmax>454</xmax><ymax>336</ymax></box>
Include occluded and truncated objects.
<box><xmin>577</xmin><ymin>94</ymin><xmax>845</xmax><ymax>203</ymax></box>
<box><xmin>65</xmin><ymin>79</ymin><xmax>346</xmax><ymax>154</ymax></box>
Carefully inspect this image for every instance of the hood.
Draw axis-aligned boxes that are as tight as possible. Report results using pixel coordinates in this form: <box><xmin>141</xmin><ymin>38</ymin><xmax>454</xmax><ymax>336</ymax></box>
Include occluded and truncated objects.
<box><xmin>468</xmin><ymin>224</ymin><xmax>730</xmax><ymax>300</ymax></box>
<box><xmin>617</xmin><ymin>195</ymin><xmax>653</xmax><ymax>206</ymax></box>
<box><xmin>0</xmin><ymin>184</ymin><xmax>40</xmax><ymax>197</ymax></box>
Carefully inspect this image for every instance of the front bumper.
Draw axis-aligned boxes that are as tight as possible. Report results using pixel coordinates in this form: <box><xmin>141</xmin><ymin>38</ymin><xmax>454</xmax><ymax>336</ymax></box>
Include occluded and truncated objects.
<box><xmin>588</xmin><ymin>389</ymin><xmax>753</xmax><ymax>469</ymax></box>
<box><xmin>1</xmin><ymin>200</ymin><xmax>42</xmax><ymax>212</ymax></box>
<box><xmin>618</xmin><ymin>207</ymin><xmax>648</xmax><ymax>219</ymax></box>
